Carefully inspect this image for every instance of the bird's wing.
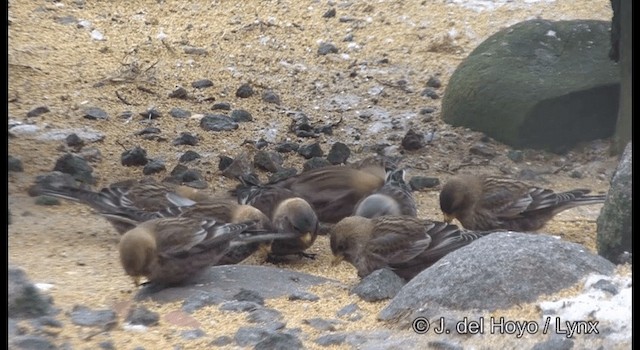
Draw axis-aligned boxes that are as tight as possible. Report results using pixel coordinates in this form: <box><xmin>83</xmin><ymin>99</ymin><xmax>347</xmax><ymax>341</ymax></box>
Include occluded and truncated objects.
<box><xmin>419</xmin><ymin>224</ymin><xmax>493</xmax><ymax>263</ymax></box>
<box><xmin>480</xmin><ymin>177</ymin><xmax>534</xmax><ymax>218</ymax></box>
<box><xmin>365</xmin><ymin>216</ymin><xmax>431</xmax><ymax>264</ymax></box>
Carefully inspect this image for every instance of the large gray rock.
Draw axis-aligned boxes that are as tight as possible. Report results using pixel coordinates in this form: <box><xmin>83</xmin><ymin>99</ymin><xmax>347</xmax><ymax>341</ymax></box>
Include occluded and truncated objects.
<box><xmin>8</xmin><ymin>265</ymin><xmax>53</xmax><ymax>319</ymax></box>
<box><xmin>597</xmin><ymin>142</ymin><xmax>632</xmax><ymax>263</ymax></box>
<box><xmin>442</xmin><ymin>19</ymin><xmax>619</xmax><ymax>153</ymax></box>
<box><xmin>379</xmin><ymin>232</ymin><xmax>615</xmax><ymax>324</ymax></box>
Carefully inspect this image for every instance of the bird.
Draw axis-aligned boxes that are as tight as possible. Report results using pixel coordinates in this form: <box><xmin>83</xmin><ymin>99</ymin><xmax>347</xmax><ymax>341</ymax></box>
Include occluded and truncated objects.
<box><xmin>268</xmin><ymin>197</ymin><xmax>319</xmax><ymax>260</ymax></box>
<box><xmin>353</xmin><ymin>168</ymin><xmax>417</xmax><ymax>218</ymax></box>
<box><xmin>329</xmin><ymin>215</ymin><xmax>496</xmax><ymax>280</ymax></box>
<box><xmin>118</xmin><ymin>217</ymin><xmax>303</xmax><ymax>287</ymax></box>
<box><xmin>438</xmin><ymin>174</ymin><xmax>607</xmax><ymax>231</ymax></box>
<box><xmin>233</xmin><ymin>163</ymin><xmax>387</xmax><ymax>224</ymax></box>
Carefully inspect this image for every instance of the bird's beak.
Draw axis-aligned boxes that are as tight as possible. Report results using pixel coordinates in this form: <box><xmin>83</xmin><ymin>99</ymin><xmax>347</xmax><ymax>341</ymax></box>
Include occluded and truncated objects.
<box><xmin>331</xmin><ymin>254</ymin><xmax>345</xmax><ymax>267</ymax></box>
<box><xmin>301</xmin><ymin>232</ymin><xmax>314</xmax><ymax>246</ymax></box>
<box><xmin>443</xmin><ymin>213</ymin><xmax>454</xmax><ymax>223</ymax></box>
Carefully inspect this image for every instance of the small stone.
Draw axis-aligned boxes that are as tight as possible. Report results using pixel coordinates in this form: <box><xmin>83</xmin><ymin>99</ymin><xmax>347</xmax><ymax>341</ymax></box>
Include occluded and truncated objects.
<box><xmin>303</xmin><ymin>157</ymin><xmax>331</xmax><ymax>171</ymax></box>
<box><xmin>236</xmin><ymin>83</ymin><xmax>254</xmax><ymax>98</ymax></box>
<box><xmin>143</xmin><ymin>159</ymin><xmax>166</xmax><ymax>175</ymax></box>
<box><xmin>336</xmin><ymin>303</ymin><xmax>363</xmax><ymax>321</ymax></box>
<box><xmin>234</xmin><ymin>326</ymin><xmax>272</xmax><ymax>347</ymax></box>
<box><xmin>139</xmin><ymin>108</ymin><xmax>162</xmax><ymax>119</ymax></box>
<box><xmin>469</xmin><ymin>143</ymin><xmax>497</xmax><ymax>158</ymax></box>
<box><xmin>66</xmin><ymin>133</ymin><xmax>84</xmax><ymax>148</ymax></box>
<box><xmin>254</xmin><ymin>151</ymin><xmax>283</xmax><ymax>173</ymax></box>
<box><xmin>219</xmin><ymin>301</ymin><xmax>261</xmax><ymax>313</ymax></box>
<box><xmin>27</xmin><ymin>106</ymin><xmax>50</xmax><ymax>118</ymax></box>
<box><xmin>79</xmin><ymin>147</ymin><xmax>102</xmax><ymax>163</ymax></box>
<box><xmin>126</xmin><ymin>306</ymin><xmax>160</xmax><ymax>326</ymax></box>
<box><xmin>261</xmin><ymin>90</ymin><xmax>281</xmax><ymax>105</ymax></box>
<box><xmin>68</xmin><ymin>305</ymin><xmax>117</xmax><ymax>328</ymax></box>
<box><xmin>343</xmin><ymin>33</ymin><xmax>354</xmax><ymax>42</ymax></box>
<box><xmin>53</xmin><ymin>153</ymin><xmax>95</xmax><ymax>184</ymax></box>
<box><xmin>183</xmin><ymin>46</ymin><xmax>207</xmax><ymax>55</ymax></box>
<box><xmin>173</xmin><ymin>132</ymin><xmax>199</xmax><ymax>146</ymax></box>
<box><xmin>181</xmin><ymin>329</ymin><xmax>206</xmax><ymax>340</ymax></box>
<box><xmin>315</xmin><ymin>333</ymin><xmax>347</xmax><ymax>346</ymax></box>
<box><xmin>83</xmin><ymin>107</ymin><xmax>109</xmax><ymax>120</ymax></box>
<box><xmin>135</xmin><ymin>127</ymin><xmax>161</xmax><ymax>136</ymax></box>
<box><xmin>401</xmin><ymin>129</ymin><xmax>425</xmax><ymax>150</ymax></box>
<box><xmin>322</xmin><ymin>8</ymin><xmax>336</xmax><ymax>18</ymax></box>
<box><xmin>268</xmin><ymin>168</ymin><xmax>298</xmax><ymax>183</ymax></box>
<box><xmin>327</xmin><ymin>142</ymin><xmax>351</xmax><ymax>164</ymax></box>
<box><xmin>211</xmin><ymin>102</ymin><xmax>231</xmax><ymax>111</ymax></box>
<box><xmin>9</xmin><ymin>266</ymin><xmax>53</xmax><ymax>318</ymax></box>
<box><xmin>191</xmin><ymin>79</ymin><xmax>214</xmax><ymax>89</ymax></box>
<box><xmin>288</xmin><ymin>291</ymin><xmax>320</xmax><ymax>302</ymax></box>
<box><xmin>507</xmin><ymin>150</ymin><xmax>525</xmax><ymax>163</ymax></box>
<box><xmin>170</xmin><ymin>107</ymin><xmax>191</xmax><ymax>119</ymax></box>
<box><xmin>591</xmin><ymin>279</ymin><xmax>619</xmax><ymax>295</ymax></box>
<box><xmin>254</xmin><ymin>332</ymin><xmax>303</xmax><ymax>350</ymax></box>
<box><xmin>10</xmin><ymin>335</ymin><xmax>57</xmax><ymax>350</ymax></box>
<box><xmin>421</xmin><ymin>88</ymin><xmax>440</xmax><ymax>99</ymax></box>
<box><xmin>419</xmin><ymin>107</ymin><xmax>436</xmax><ymax>115</ymax></box>
<box><xmin>210</xmin><ymin>336</ymin><xmax>233</xmax><ymax>346</ymax></box>
<box><xmin>255</xmin><ymin>138</ymin><xmax>268</xmax><ymax>149</ymax></box>
<box><xmin>121</xmin><ymin>146</ymin><xmax>149</xmax><ymax>167</ymax></box>
<box><xmin>218</xmin><ymin>156</ymin><xmax>234</xmax><ymax>171</ymax></box>
<box><xmin>303</xmin><ymin>318</ymin><xmax>339</xmax><ymax>332</ymax></box>
<box><xmin>179</xmin><ymin>151</ymin><xmax>201</xmax><ymax>163</ymax></box>
<box><xmin>90</xmin><ymin>29</ymin><xmax>105</xmax><ymax>41</ymax></box>
<box><xmin>35</xmin><ymin>196</ymin><xmax>61</xmax><ymax>206</ymax></box>
<box><xmin>170</xmin><ymin>164</ymin><xmax>189</xmax><ymax>179</ymax></box>
<box><xmin>200</xmin><ymin>114</ymin><xmax>238</xmax><ymax>131</ymax></box>
<box><xmin>318</xmin><ymin>43</ymin><xmax>338</xmax><ymax>55</ymax></box>
<box><xmin>426</xmin><ymin>76</ymin><xmax>442</xmax><ymax>88</ymax></box>
<box><xmin>234</xmin><ymin>289</ymin><xmax>265</xmax><ymax>305</ymax></box>
<box><xmin>247</xmin><ymin>308</ymin><xmax>284</xmax><ymax>325</ymax></box>
<box><xmin>351</xmin><ymin>268</ymin><xmax>406</xmax><ymax>301</ymax></box>
<box><xmin>8</xmin><ymin>155</ymin><xmax>23</xmax><ymax>172</ymax></box>
<box><xmin>274</xmin><ymin>142</ymin><xmax>300</xmax><ymax>153</ymax></box>
<box><xmin>169</xmin><ymin>87</ymin><xmax>189</xmax><ymax>99</ymax></box>
<box><xmin>99</xmin><ymin>340</ymin><xmax>116</xmax><ymax>350</ymax></box>
<box><xmin>570</xmin><ymin>170</ymin><xmax>584</xmax><ymax>179</ymax></box>
<box><xmin>181</xmin><ymin>291</ymin><xmax>222</xmax><ymax>313</ymax></box>
<box><xmin>230</xmin><ymin>109</ymin><xmax>253</xmax><ymax>122</ymax></box>
<box><xmin>298</xmin><ymin>142</ymin><xmax>324</xmax><ymax>159</ymax></box>
<box><xmin>180</xmin><ymin>169</ymin><xmax>203</xmax><ymax>183</ymax></box>
<box><xmin>409</xmin><ymin>176</ymin><xmax>440</xmax><ymax>191</ymax></box>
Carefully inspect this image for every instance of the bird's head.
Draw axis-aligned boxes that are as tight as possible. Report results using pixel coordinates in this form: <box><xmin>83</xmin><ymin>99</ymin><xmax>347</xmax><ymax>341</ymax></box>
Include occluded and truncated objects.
<box><xmin>118</xmin><ymin>226</ymin><xmax>157</xmax><ymax>287</ymax></box>
<box><xmin>272</xmin><ymin>198</ymin><xmax>319</xmax><ymax>243</ymax></box>
<box><xmin>329</xmin><ymin>216</ymin><xmax>373</xmax><ymax>266</ymax></box>
<box><xmin>234</xmin><ymin>204</ymin><xmax>273</xmax><ymax>231</ymax></box>
<box><xmin>439</xmin><ymin>176</ymin><xmax>477</xmax><ymax>223</ymax></box>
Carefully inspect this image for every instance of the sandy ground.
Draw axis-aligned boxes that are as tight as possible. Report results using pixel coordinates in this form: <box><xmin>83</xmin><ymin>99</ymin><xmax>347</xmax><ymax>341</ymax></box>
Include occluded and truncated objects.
<box><xmin>8</xmin><ymin>0</ymin><xmax>624</xmax><ymax>349</ymax></box>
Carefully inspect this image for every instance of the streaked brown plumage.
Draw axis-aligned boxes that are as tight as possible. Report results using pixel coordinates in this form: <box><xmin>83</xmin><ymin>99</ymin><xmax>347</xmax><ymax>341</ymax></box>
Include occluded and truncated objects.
<box><xmin>118</xmin><ymin>217</ymin><xmax>298</xmax><ymax>287</ymax></box>
<box><xmin>269</xmin><ymin>197</ymin><xmax>319</xmax><ymax>258</ymax></box>
<box><xmin>353</xmin><ymin>168</ymin><xmax>417</xmax><ymax>218</ymax></box>
<box><xmin>439</xmin><ymin>174</ymin><xmax>607</xmax><ymax>231</ymax></box>
<box><xmin>329</xmin><ymin>215</ymin><xmax>495</xmax><ymax>280</ymax></box>
<box><xmin>235</xmin><ymin>164</ymin><xmax>386</xmax><ymax>224</ymax></box>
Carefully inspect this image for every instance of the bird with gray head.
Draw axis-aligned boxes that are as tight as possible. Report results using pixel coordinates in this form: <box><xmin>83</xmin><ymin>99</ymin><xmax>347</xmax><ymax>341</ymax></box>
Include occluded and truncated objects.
<box><xmin>353</xmin><ymin>168</ymin><xmax>417</xmax><ymax>218</ymax></box>
<box><xmin>268</xmin><ymin>197</ymin><xmax>319</xmax><ymax>261</ymax></box>
<box><xmin>329</xmin><ymin>215</ymin><xmax>497</xmax><ymax>280</ymax></box>
<box><xmin>439</xmin><ymin>174</ymin><xmax>607</xmax><ymax>231</ymax></box>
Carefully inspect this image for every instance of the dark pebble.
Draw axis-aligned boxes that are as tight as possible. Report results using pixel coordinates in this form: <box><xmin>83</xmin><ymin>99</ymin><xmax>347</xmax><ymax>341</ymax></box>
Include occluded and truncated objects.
<box><xmin>27</xmin><ymin>106</ymin><xmax>50</xmax><ymax>118</ymax></box>
<box><xmin>592</xmin><ymin>279</ymin><xmax>619</xmax><ymax>295</ymax></box>
<box><xmin>236</xmin><ymin>83</ymin><xmax>254</xmax><ymax>98</ymax></box>
<box><xmin>288</xmin><ymin>291</ymin><xmax>320</xmax><ymax>302</ymax></box>
<box><xmin>53</xmin><ymin>153</ymin><xmax>95</xmax><ymax>184</ymax></box>
<box><xmin>318</xmin><ymin>43</ymin><xmax>338</xmax><ymax>55</ymax></box>
<box><xmin>170</xmin><ymin>107</ymin><xmax>191</xmax><ymax>119</ymax></box>
<box><xmin>315</xmin><ymin>333</ymin><xmax>347</xmax><ymax>346</ymax></box>
<box><xmin>322</xmin><ymin>8</ymin><xmax>336</xmax><ymax>18</ymax></box>
<box><xmin>254</xmin><ymin>332</ymin><xmax>303</xmax><ymax>350</ymax></box>
<box><xmin>254</xmin><ymin>150</ymin><xmax>283</xmax><ymax>173</ymax></box>
<box><xmin>315</xmin><ymin>124</ymin><xmax>334</xmax><ymax>135</ymax></box>
<box><xmin>173</xmin><ymin>132</ymin><xmax>199</xmax><ymax>146</ymax></box>
<box><xmin>83</xmin><ymin>107</ymin><xmax>109</xmax><ymax>120</ymax></box>
<box><xmin>419</xmin><ymin>107</ymin><xmax>436</xmax><ymax>114</ymax></box>
<box><xmin>68</xmin><ymin>305</ymin><xmax>117</xmax><ymax>328</ymax></box>
<box><xmin>183</xmin><ymin>46</ymin><xmax>207</xmax><ymax>55</ymax></box>
<box><xmin>421</xmin><ymin>88</ymin><xmax>440</xmax><ymax>99</ymax></box>
<box><xmin>303</xmin><ymin>318</ymin><xmax>339</xmax><ymax>332</ymax></box>
<box><xmin>351</xmin><ymin>268</ymin><xmax>405</xmax><ymax>302</ymax></box>
<box><xmin>218</xmin><ymin>156</ymin><xmax>234</xmax><ymax>171</ymax></box>
<box><xmin>230</xmin><ymin>109</ymin><xmax>253</xmax><ymax>122</ymax></box>
<box><xmin>126</xmin><ymin>306</ymin><xmax>160</xmax><ymax>326</ymax></box>
<box><xmin>8</xmin><ymin>155</ymin><xmax>23</xmax><ymax>172</ymax></box>
<box><xmin>336</xmin><ymin>303</ymin><xmax>363</xmax><ymax>321</ymax></box>
<box><xmin>401</xmin><ymin>129</ymin><xmax>425</xmax><ymax>151</ymax></box>
<box><xmin>191</xmin><ymin>79</ymin><xmax>214</xmax><ymax>89</ymax></box>
<box><xmin>426</xmin><ymin>76</ymin><xmax>442</xmax><ymax>88</ymax></box>
<box><xmin>469</xmin><ymin>143</ymin><xmax>496</xmax><ymax>158</ymax></box>
<box><xmin>99</xmin><ymin>340</ymin><xmax>116</xmax><ymax>350</ymax></box>
<box><xmin>262</xmin><ymin>90</ymin><xmax>281</xmax><ymax>105</ymax></box>
<box><xmin>179</xmin><ymin>150</ymin><xmax>201</xmax><ymax>163</ymax></box>
<box><xmin>135</xmin><ymin>127</ymin><xmax>161</xmax><ymax>136</ymax></box>
<box><xmin>219</xmin><ymin>301</ymin><xmax>261</xmax><ymax>313</ymax></box>
<box><xmin>274</xmin><ymin>142</ymin><xmax>299</xmax><ymax>153</ymax></box>
<box><xmin>507</xmin><ymin>150</ymin><xmax>524</xmax><ymax>163</ymax></box>
<box><xmin>121</xmin><ymin>146</ymin><xmax>149</xmax><ymax>167</ymax></box>
<box><xmin>409</xmin><ymin>176</ymin><xmax>440</xmax><ymax>190</ymax></box>
<box><xmin>10</xmin><ymin>335</ymin><xmax>57</xmax><ymax>350</ymax></box>
<box><xmin>234</xmin><ymin>326</ymin><xmax>272</xmax><ymax>347</ymax></box>
<box><xmin>200</xmin><ymin>114</ymin><xmax>238</xmax><ymax>131</ymax></box>
<box><xmin>234</xmin><ymin>289</ymin><xmax>265</xmax><ymax>305</ymax></box>
<box><xmin>182</xmin><ymin>291</ymin><xmax>222</xmax><ymax>313</ymax></box>
<box><xmin>139</xmin><ymin>108</ymin><xmax>162</xmax><ymax>119</ymax></box>
<box><xmin>170</xmin><ymin>164</ymin><xmax>189</xmax><ymax>178</ymax></box>
<box><xmin>298</xmin><ymin>142</ymin><xmax>324</xmax><ymax>159</ymax></box>
<box><xmin>303</xmin><ymin>157</ymin><xmax>331</xmax><ymax>171</ymax></box>
<box><xmin>247</xmin><ymin>308</ymin><xmax>284</xmax><ymax>325</ymax></box>
<box><xmin>169</xmin><ymin>86</ymin><xmax>189</xmax><ymax>99</ymax></box>
<box><xmin>66</xmin><ymin>133</ymin><xmax>84</xmax><ymax>148</ymax></box>
<box><xmin>268</xmin><ymin>168</ymin><xmax>298</xmax><ymax>183</ymax></box>
<box><xmin>142</xmin><ymin>159</ymin><xmax>165</xmax><ymax>175</ymax></box>
<box><xmin>180</xmin><ymin>169</ymin><xmax>203</xmax><ymax>183</ymax></box>
<box><xmin>210</xmin><ymin>336</ymin><xmax>233</xmax><ymax>346</ymax></box>
<box><xmin>570</xmin><ymin>170</ymin><xmax>584</xmax><ymax>179</ymax></box>
<box><xmin>212</xmin><ymin>102</ymin><xmax>231</xmax><ymax>111</ymax></box>
<box><xmin>255</xmin><ymin>138</ymin><xmax>268</xmax><ymax>149</ymax></box>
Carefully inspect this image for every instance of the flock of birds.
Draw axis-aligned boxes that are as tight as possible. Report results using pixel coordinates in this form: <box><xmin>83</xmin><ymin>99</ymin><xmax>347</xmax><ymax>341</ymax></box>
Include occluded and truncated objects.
<box><xmin>36</xmin><ymin>157</ymin><xmax>606</xmax><ymax>289</ymax></box>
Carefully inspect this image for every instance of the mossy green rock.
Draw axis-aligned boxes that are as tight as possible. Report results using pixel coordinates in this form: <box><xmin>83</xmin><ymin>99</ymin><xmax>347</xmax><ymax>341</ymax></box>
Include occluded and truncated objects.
<box><xmin>442</xmin><ymin>19</ymin><xmax>619</xmax><ymax>153</ymax></box>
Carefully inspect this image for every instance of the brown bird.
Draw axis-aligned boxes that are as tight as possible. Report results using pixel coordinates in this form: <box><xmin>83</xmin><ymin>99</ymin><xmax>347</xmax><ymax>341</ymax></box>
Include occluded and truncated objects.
<box><xmin>268</xmin><ymin>197</ymin><xmax>319</xmax><ymax>260</ymax></box>
<box><xmin>118</xmin><ymin>217</ymin><xmax>300</xmax><ymax>287</ymax></box>
<box><xmin>353</xmin><ymin>168</ymin><xmax>417</xmax><ymax>218</ymax></box>
<box><xmin>329</xmin><ymin>215</ymin><xmax>495</xmax><ymax>280</ymax></box>
<box><xmin>235</xmin><ymin>164</ymin><xmax>386</xmax><ymax>224</ymax></box>
<box><xmin>439</xmin><ymin>174</ymin><xmax>607</xmax><ymax>231</ymax></box>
